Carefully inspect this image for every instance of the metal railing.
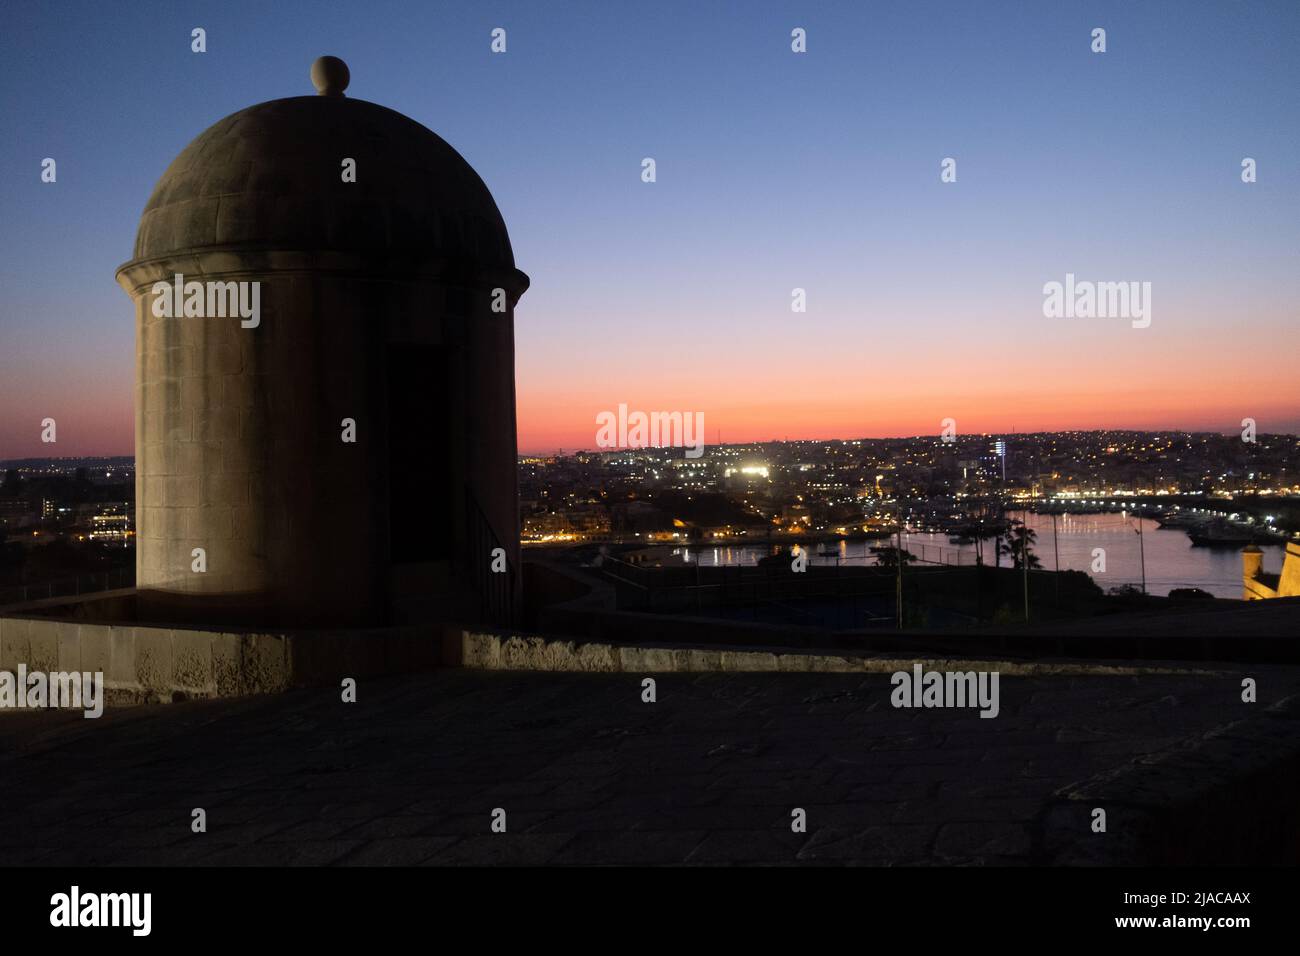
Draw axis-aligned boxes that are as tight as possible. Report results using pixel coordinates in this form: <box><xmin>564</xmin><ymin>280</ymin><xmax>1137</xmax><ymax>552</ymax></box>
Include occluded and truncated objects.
<box><xmin>904</xmin><ymin>542</ymin><xmax>975</xmax><ymax>566</ymax></box>
<box><xmin>0</xmin><ymin>567</ymin><xmax>135</xmax><ymax>609</ymax></box>
<box><xmin>466</xmin><ymin>487</ymin><xmax>516</xmax><ymax>627</ymax></box>
<box><xmin>599</xmin><ymin>554</ymin><xmax>914</xmax><ymax>609</ymax></box>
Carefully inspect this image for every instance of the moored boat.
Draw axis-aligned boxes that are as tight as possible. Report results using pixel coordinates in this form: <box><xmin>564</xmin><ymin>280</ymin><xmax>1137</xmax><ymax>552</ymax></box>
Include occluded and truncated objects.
<box><xmin>1187</xmin><ymin>518</ymin><xmax>1255</xmax><ymax>547</ymax></box>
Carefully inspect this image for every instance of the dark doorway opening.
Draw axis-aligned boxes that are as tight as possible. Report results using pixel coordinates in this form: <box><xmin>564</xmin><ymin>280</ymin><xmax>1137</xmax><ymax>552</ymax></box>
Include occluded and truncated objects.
<box><xmin>388</xmin><ymin>344</ymin><xmax>451</xmax><ymax>563</ymax></box>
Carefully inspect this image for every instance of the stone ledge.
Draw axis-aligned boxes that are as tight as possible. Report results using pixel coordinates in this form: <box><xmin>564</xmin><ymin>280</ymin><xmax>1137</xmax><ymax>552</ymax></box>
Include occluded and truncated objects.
<box><xmin>0</xmin><ymin>613</ymin><xmax>442</xmax><ymax>709</ymax></box>
<box><xmin>459</xmin><ymin>631</ymin><xmax>1225</xmax><ymax>678</ymax></box>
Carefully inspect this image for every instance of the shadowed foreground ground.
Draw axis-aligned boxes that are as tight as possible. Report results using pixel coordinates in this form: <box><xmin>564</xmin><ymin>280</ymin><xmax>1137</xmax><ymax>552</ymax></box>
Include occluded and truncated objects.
<box><xmin>2</xmin><ymin>667</ymin><xmax>1298</xmax><ymax>865</ymax></box>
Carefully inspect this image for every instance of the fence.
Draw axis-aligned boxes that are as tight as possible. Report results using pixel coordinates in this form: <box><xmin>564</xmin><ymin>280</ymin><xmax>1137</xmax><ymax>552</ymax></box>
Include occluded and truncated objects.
<box><xmin>0</xmin><ymin>567</ymin><xmax>135</xmax><ymax>609</ymax></box>
<box><xmin>597</xmin><ymin>555</ymin><xmax>937</xmax><ymax>619</ymax></box>
<box><xmin>896</xmin><ymin>541</ymin><xmax>974</xmax><ymax>567</ymax></box>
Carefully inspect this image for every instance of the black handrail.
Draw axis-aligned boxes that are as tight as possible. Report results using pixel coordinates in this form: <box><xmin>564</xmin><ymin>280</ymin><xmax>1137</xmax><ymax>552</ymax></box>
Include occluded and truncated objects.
<box><xmin>465</xmin><ymin>487</ymin><xmax>516</xmax><ymax>627</ymax></box>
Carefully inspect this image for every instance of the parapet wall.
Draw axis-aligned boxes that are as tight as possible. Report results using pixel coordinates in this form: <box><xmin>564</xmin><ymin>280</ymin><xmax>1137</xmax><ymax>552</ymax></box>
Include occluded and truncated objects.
<box><xmin>454</xmin><ymin>630</ymin><xmax>1219</xmax><ymax>678</ymax></box>
<box><xmin>0</xmin><ymin>597</ymin><xmax>443</xmax><ymax>706</ymax></box>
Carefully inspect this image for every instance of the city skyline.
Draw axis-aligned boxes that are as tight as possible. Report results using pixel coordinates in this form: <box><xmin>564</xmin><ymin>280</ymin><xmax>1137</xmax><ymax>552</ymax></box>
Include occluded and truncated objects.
<box><xmin>3</xmin><ymin>0</ymin><xmax>1299</xmax><ymax>458</ymax></box>
<box><xmin>3</xmin><ymin>419</ymin><xmax>1300</xmax><ymax>464</ymax></box>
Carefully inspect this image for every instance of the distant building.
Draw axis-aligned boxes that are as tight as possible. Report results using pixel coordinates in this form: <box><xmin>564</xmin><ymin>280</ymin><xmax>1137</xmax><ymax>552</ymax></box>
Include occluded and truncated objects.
<box><xmin>1242</xmin><ymin>542</ymin><xmax>1300</xmax><ymax>600</ymax></box>
<box><xmin>89</xmin><ymin>510</ymin><xmax>131</xmax><ymax>544</ymax></box>
<box><xmin>0</xmin><ymin>499</ymin><xmax>30</xmax><ymax>520</ymax></box>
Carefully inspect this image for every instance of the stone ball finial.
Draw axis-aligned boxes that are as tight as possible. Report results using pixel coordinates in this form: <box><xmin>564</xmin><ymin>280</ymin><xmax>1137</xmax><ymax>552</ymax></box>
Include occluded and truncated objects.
<box><xmin>311</xmin><ymin>56</ymin><xmax>350</xmax><ymax>97</ymax></box>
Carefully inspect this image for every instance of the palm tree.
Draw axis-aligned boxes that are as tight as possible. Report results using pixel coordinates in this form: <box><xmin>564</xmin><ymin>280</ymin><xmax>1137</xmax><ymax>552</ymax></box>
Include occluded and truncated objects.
<box><xmin>999</xmin><ymin>523</ymin><xmax>1041</xmax><ymax>570</ymax></box>
<box><xmin>871</xmin><ymin>545</ymin><xmax>916</xmax><ymax>569</ymax></box>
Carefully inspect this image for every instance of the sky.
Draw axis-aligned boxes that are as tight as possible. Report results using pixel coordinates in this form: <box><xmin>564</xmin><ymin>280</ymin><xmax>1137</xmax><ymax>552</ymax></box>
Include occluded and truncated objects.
<box><xmin>1</xmin><ymin>0</ymin><xmax>1297</xmax><ymax>458</ymax></box>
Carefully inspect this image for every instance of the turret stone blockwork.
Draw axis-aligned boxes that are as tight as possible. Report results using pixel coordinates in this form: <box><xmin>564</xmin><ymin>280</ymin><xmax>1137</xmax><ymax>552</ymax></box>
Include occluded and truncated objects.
<box><xmin>116</xmin><ymin>58</ymin><xmax>528</xmax><ymax>628</ymax></box>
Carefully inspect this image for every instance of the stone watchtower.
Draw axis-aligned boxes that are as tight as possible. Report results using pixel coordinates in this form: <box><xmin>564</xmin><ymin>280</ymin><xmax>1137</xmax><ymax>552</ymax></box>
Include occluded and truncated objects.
<box><xmin>1242</xmin><ymin>545</ymin><xmax>1264</xmax><ymax>599</ymax></box>
<box><xmin>116</xmin><ymin>57</ymin><xmax>527</xmax><ymax>628</ymax></box>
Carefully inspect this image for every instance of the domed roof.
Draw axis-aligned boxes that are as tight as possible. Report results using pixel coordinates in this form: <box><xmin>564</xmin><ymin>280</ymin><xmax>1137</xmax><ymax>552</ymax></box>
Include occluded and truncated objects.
<box><xmin>129</xmin><ymin>64</ymin><xmax>518</xmax><ymax>278</ymax></box>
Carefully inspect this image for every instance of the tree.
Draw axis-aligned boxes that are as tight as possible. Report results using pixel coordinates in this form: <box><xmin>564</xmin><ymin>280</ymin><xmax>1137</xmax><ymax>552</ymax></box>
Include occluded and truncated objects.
<box><xmin>870</xmin><ymin>545</ymin><xmax>916</xmax><ymax>569</ymax></box>
<box><xmin>999</xmin><ymin>523</ymin><xmax>1041</xmax><ymax>570</ymax></box>
<box><xmin>966</xmin><ymin>525</ymin><xmax>1001</xmax><ymax>567</ymax></box>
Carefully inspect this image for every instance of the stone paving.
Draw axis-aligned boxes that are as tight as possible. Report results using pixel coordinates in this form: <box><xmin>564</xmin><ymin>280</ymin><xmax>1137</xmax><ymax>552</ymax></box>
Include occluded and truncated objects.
<box><xmin>2</xmin><ymin>666</ymin><xmax>1298</xmax><ymax>865</ymax></box>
